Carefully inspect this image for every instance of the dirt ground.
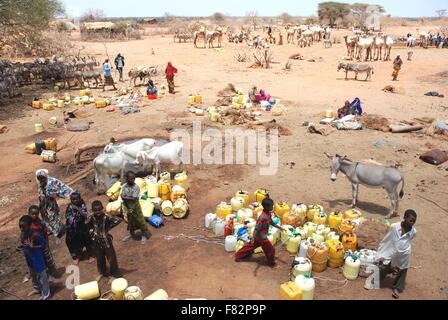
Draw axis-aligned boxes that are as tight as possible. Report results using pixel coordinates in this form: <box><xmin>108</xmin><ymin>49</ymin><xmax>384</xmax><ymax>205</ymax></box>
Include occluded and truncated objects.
<box><xmin>1</xmin><ymin>25</ymin><xmax>448</xmax><ymax>300</ymax></box>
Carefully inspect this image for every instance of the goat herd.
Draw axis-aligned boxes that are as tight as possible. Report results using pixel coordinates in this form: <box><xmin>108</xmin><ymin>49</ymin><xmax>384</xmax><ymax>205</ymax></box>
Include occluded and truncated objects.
<box><xmin>0</xmin><ymin>56</ymin><xmax>102</xmax><ymax>101</ymax></box>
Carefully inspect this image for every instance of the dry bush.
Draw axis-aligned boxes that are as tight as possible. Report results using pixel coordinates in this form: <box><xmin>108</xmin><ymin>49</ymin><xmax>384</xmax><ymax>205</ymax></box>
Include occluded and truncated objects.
<box><xmin>251</xmin><ymin>49</ymin><xmax>273</xmax><ymax>69</ymax></box>
<box><xmin>235</xmin><ymin>51</ymin><xmax>249</xmax><ymax>62</ymax></box>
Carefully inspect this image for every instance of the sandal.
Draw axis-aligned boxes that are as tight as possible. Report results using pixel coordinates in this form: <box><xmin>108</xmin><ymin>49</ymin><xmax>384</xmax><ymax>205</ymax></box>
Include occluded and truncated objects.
<box><xmin>392</xmin><ymin>289</ymin><xmax>400</xmax><ymax>299</ymax></box>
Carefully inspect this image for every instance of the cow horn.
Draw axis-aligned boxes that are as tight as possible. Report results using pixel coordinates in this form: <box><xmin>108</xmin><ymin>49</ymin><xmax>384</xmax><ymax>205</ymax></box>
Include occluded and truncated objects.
<box><xmin>324</xmin><ymin>152</ymin><xmax>332</xmax><ymax>159</ymax></box>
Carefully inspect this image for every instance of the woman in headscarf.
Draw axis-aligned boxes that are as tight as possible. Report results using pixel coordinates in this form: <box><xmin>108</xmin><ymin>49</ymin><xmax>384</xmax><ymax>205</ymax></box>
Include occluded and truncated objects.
<box><xmin>165</xmin><ymin>62</ymin><xmax>178</xmax><ymax>94</ymax></box>
<box><xmin>146</xmin><ymin>79</ymin><xmax>158</xmax><ymax>96</ymax></box>
<box><xmin>36</xmin><ymin>169</ymin><xmax>73</xmax><ymax>244</ymax></box>
<box><xmin>102</xmin><ymin>58</ymin><xmax>117</xmax><ymax>91</ymax></box>
<box><xmin>392</xmin><ymin>54</ymin><xmax>403</xmax><ymax>81</ymax></box>
<box><xmin>65</xmin><ymin>191</ymin><xmax>93</xmax><ymax>264</ymax></box>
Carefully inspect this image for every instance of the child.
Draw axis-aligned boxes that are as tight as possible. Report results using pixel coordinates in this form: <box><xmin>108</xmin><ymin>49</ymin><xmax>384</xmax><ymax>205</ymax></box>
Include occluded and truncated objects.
<box><xmin>28</xmin><ymin>205</ymin><xmax>58</xmax><ymax>278</ymax></box>
<box><xmin>376</xmin><ymin>209</ymin><xmax>417</xmax><ymax>299</ymax></box>
<box><xmin>235</xmin><ymin>197</ymin><xmax>285</xmax><ymax>267</ymax></box>
<box><xmin>65</xmin><ymin>191</ymin><xmax>93</xmax><ymax>264</ymax></box>
<box><xmin>121</xmin><ymin>171</ymin><xmax>150</xmax><ymax>244</ymax></box>
<box><xmin>86</xmin><ymin>200</ymin><xmax>122</xmax><ymax>281</ymax></box>
<box><xmin>17</xmin><ymin>215</ymin><xmax>51</xmax><ymax>300</ymax></box>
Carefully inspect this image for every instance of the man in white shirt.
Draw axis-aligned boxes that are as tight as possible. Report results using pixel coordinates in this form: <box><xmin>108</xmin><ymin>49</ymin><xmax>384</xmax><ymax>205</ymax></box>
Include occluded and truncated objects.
<box><xmin>376</xmin><ymin>209</ymin><xmax>417</xmax><ymax>299</ymax></box>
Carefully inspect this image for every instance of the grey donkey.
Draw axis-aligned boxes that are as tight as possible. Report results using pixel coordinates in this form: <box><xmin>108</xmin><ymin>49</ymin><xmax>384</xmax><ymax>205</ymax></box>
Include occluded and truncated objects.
<box><xmin>324</xmin><ymin>153</ymin><xmax>404</xmax><ymax>218</ymax></box>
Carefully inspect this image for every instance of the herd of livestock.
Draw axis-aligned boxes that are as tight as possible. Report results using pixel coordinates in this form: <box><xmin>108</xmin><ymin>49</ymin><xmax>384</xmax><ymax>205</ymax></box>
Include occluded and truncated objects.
<box><xmin>0</xmin><ymin>56</ymin><xmax>102</xmax><ymax>100</ymax></box>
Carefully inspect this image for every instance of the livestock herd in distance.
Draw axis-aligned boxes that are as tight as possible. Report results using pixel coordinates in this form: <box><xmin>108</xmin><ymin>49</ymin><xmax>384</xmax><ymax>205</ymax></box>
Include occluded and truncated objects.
<box><xmin>0</xmin><ymin>21</ymin><xmax>436</xmax><ymax>101</ymax></box>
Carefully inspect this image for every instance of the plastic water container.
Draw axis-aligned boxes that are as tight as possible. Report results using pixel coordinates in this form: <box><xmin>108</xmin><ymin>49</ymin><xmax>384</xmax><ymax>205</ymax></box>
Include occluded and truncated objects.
<box><xmin>235</xmin><ymin>190</ymin><xmax>250</xmax><ymax>207</ymax></box>
<box><xmin>161</xmin><ymin>200</ymin><xmax>173</xmax><ymax>216</ymax></box>
<box><xmin>225</xmin><ymin>235</ymin><xmax>237</xmax><ymax>252</ymax></box>
<box><xmin>144</xmin><ymin>289</ymin><xmax>169</xmax><ymax>300</ymax></box>
<box><xmin>299</xmin><ymin>238</ymin><xmax>313</xmax><ymax>258</ymax></box>
<box><xmin>205</xmin><ymin>213</ymin><xmax>216</xmax><ymax>229</ymax></box>
<box><xmin>231</xmin><ymin>196</ymin><xmax>245</xmax><ymax>213</ymax></box>
<box><xmin>280</xmin><ymin>281</ymin><xmax>302</xmax><ymax>300</ymax></box>
<box><xmin>343</xmin><ymin>255</ymin><xmax>361</xmax><ymax>280</ymax></box>
<box><xmin>359</xmin><ymin>249</ymin><xmax>377</xmax><ymax>277</ymax></box>
<box><xmin>213</xmin><ymin>219</ymin><xmax>226</xmax><ymax>237</ymax></box>
<box><xmin>237</xmin><ymin>208</ymin><xmax>253</xmax><ymax>223</ymax></box>
<box><xmin>74</xmin><ymin>281</ymin><xmax>100</xmax><ymax>300</ymax></box>
<box><xmin>286</xmin><ymin>235</ymin><xmax>301</xmax><ymax>254</ymax></box>
<box><xmin>294</xmin><ymin>274</ymin><xmax>315</xmax><ymax>300</ymax></box>
<box><xmin>124</xmin><ymin>286</ymin><xmax>143</xmax><ymax>300</ymax></box>
<box><xmin>290</xmin><ymin>257</ymin><xmax>312</xmax><ymax>281</ymax></box>
<box><xmin>111</xmin><ymin>278</ymin><xmax>128</xmax><ymax>300</ymax></box>
<box><xmin>35</xmin><ymin>123</ymin><xmax>44</xmax><ymax>133</ymax></box>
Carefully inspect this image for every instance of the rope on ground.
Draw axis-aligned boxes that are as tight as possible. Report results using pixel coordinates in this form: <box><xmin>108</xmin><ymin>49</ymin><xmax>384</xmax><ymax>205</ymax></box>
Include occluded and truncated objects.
<box><xmin>313</xmin><ymin>276</ymin><xmax>348</xmax><ymax>284</ymax></box>
<box><xmin>417</xmin><ymin>194</ymin><xmax>448</xmax><ymax>214</ymax></box>
<box><xmin>163</xmin><ymin>233</ymin><xmax>225</xmax><ymax>246</ymax></box>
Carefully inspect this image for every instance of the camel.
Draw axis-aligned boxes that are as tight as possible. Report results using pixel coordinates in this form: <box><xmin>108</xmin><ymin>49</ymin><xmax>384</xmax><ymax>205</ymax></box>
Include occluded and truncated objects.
<box><xmin>419</xmin><ymin>31</ymin><xmax>429</xmax><ymax>47</ymax></box>
<box><xmin>207</xmin><ymin>28</ymin><xmax>223</xmax><ymax>48</ymax></box>
<box><xmin>382</xmin><ymin>35</ymin><xmax>394</xmax><ymax>61</ymax></box>
<box><xmin>344</xmin><ymin>35</ymin><xmax>357</xmax><ymax>60</ymax></box>
<box><xmin>310</xmin><ymin>26</ymin><xmax>324</xmax><ymax>42</ymax></box>
<box><xmin>372</xmin><ymin>34</ymin><xmax>385</xmax><ymax>61</ymax></box>
<box><xmin>324</xmin><ymin>26</ymin><xmax>332</xmax><ymax>40</ymax></box>
<box><xmin>302</xmin><ymin>29</ymin><xmax>313</xmax><ymax>47</ymax></box>
<box><xmin>193</xmin><ymin>27</ymin><xmax>207</xmax><ymax>48</ymax></box>
<box><xmin>356</xmin><ymin>35</ymin><xmax>374</xmax><ymax>61</ymax></box>
<box><xmin>286</xmin><ymin>26</ymin><xmax>296</xmax><ymax>44</ymax></box>
<box><xmin>297</xmin><ymin>36</ymin><xmax>307</xmax><ymax>48</ymax></box>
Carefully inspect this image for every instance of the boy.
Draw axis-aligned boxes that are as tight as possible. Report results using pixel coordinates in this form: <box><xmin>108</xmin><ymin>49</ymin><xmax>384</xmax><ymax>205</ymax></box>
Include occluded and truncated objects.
<box><xmin>86</xmin><ymin>200</ymin><xmax>123</xmax><ymax>281</ymax></box>
<box><xmin>121</xmin><ymin>171</ymin><xmax>150</xmax><ymax>244</ymax></box>
<box><xmin>235</xmin><ymin>197</ymin><xmax>285</xmax><ymax>267</ymax></box>
<box><xmin>28</xmin><ymin>205</ymin><xmax>58</xmax><ymax>278</ymax></box>
<box><xmin>17</xmin><ymin>215</ymin><xmax>51</xmax><ymax>300</ymax></box>
<box><xmin>65</xmin><ymin>191</ymin><xmax>93</xmax><ymax>264</ymax></box>
<box><xmin>376</xmin><ymin>209</ymin><xmax>417</xmax><ymax>299</ymax></box>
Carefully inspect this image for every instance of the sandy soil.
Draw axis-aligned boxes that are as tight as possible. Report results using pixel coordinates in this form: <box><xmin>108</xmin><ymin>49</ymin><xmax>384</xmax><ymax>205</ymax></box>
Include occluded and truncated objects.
<box><xmin>1</xmin><ymin>26</ymin><xmax>448</xmax><ymax>300</ymax></box>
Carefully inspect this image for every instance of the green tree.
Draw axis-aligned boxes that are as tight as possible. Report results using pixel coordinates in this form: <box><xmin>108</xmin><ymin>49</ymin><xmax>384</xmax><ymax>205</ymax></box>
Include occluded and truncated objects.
<box><xmin>0</xmin><ymin>0</ymin><xmax>65</xmax><ymax>56</ymax></box>
<box><xmin>318</xmin><ymin>2</ymin><xmax>351</xmax><ymax>27</ymax></box>
<box><xmin>0</xmin><ymin>0</ymin><xmax>64</xmax><ymax>29</ymax></box>
<box><xmin>213</xmin><ymin>12</ymin><xmax>226</xmax><ymax>23</ymax></box>
<box><xmin>279</xmin><ymin>12</ymin><xmax>293</xmax><ymax>24</ymax></box>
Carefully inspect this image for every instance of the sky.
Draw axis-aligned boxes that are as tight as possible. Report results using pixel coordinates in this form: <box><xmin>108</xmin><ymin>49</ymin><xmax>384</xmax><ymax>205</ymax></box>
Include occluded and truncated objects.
<box><xmin>62</xmin><ymin>0</ymin><xmax>447</xmax><ymax>18</ymax></box>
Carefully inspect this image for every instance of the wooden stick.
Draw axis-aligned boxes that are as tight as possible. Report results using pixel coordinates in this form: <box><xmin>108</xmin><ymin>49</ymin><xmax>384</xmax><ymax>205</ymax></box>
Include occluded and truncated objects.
<box><xmin>66</xmin><ymin>166</ymin><xmax>94</xmax><ymax>186</ymax></box>
<box><xmin>390</xmin><ymin>124</ymin><xmax>424</xmax><ymax>133</ymax></box>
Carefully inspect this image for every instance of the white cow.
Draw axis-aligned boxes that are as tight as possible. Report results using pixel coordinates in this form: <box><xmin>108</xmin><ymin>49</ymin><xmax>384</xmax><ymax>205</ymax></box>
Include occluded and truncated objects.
<box><xmin>94</xmin><ymin>152</ymin><xmax>131</xmax><ymax>193</ymax></box>
<box><xmin>104</xmin><ymin>138</ymin><xmax>156</xmax><ymax>158</ymax></box>
<box><xmin>135</xmin><ymin>141</ymin><xmax>184</xmax><ymax>180</ymax></box>
<box><xmin>94</xmin><ymin>138</ymin><xmax>156</xmax><ymax>193</ymax></box>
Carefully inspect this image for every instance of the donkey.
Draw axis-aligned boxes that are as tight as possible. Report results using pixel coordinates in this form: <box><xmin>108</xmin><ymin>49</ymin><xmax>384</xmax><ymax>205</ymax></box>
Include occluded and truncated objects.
<box><xmin>324</xmin><ymin>153</ymin><xmax>405</xmax><ymax>218</ymax></box>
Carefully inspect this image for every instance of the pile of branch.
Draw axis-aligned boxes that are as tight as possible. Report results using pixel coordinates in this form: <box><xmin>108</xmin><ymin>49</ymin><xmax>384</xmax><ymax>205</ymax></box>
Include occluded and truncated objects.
<box><xmin>249</xmin><ymin>49</ymin><xmax>273</xmax><ymax>69</ymax></box>
<box><xmin>219</xmin><ymin>108</ymin><xmax>256</xmax><ymax>126</ymax></box>
<box><xmin>289</xmin><ymin>53</ymin><xmax>304</xmax><ymax>60</ymax></box>
<box><xmin>217</xmin><ymin>83</ymin><xmax>238</xmax><ymax>97</ymax></box>
<box><xmin>361</xmin><ymin>114</ymin><xmax>390</xmax><ymax>132</ymax></box>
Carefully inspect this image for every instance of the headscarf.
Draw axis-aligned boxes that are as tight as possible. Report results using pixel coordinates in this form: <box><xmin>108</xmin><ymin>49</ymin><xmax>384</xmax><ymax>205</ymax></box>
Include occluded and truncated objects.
<box><xmin>165</xmin><ymin>62</ymin><xmax>178</xmax><ymax>80</ymax></box>
<box><xmin>35</xmin><ymin>169</ymin><xmax>49</xmax><ymax>183</ymax></box>
<box><xmin>70</xmin><ymin>191</ymin><xmax>81</xmax><ymax>200</ymax></box>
